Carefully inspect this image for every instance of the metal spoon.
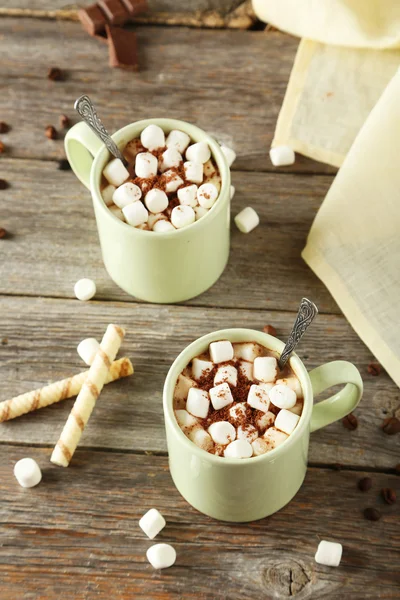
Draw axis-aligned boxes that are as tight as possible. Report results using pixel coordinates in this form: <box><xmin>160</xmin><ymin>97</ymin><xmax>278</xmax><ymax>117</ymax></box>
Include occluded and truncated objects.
<box><xmin>278</xmin><ymin>298</ymin><xmax>318</xmax><ymax>369</ymax></box>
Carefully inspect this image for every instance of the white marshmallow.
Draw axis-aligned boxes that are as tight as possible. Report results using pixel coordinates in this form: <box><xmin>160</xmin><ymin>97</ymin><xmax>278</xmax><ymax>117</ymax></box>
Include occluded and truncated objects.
<box><xmin>109</xmin><ymin>204</ymin><xmax>125</xmax><ymax>221</ymax></box>
<box><xmin>173</xmin><ymin>374</ymin><xmax>196</xmax><ymax>403</ymax></box>
<box><xmin>234</xmin><ymin>207</ymin><xmax>259</xmax><ymax>233</ymax></box>
<box><xmin>289</xmin><ymin>401</ymin><xmax>304</xmax><ymax>416</ymax></box>
<box><xmin>214</xmin><ymin>364</ymin><xmax>237</xmax><ymax>387</ymax></box>
<box><xmin>123</xmin><ymin>201</ymin><xmax>149</xmax><ymax>227</ymax></box>
<box><xmin>209</xmin><ymin>382</ymin><xmax>234</xmax><ymax>410</ymax></box>
<box><xmin>263</xmin><ymin>426</ymin><xmax>289</xmax><ymax>448</ymax></box>
<box><xmin>135</xmin><ymin>152</ymin><xmax>158</xmax><ymax>178</ymax></box>
<box><xmin>247</xmin><ymin>384</ymin><xmax>270</xmax><ymax>413</ymax></box>
<box><xmin>178</xmin><ymin>184</ymin><xmax>198</xmax><ymax>207</ymax></box>
<box><xmin>276</xmin><ymin>377</ymin><xmax>303</xmax><ymax>399</ymax></box>
<box><xmin>269</xmin><ymin>384</ymin><xmax>297</xmax><ymax>409</ymax></box>
<box><xmin>209</xmin><ymin>340</ymin><xmax>234</xmax><ymax>363</ymax></box>
<box><xmin>77</xmin><ymin>337</ymin><xmax>100</xmax><ymax>366</ymax></box>
<box><xmin>102</xmin><ymin>184</ymin><xmax>116</xmax><ymax>206</ymax></box>
<box><xmin>237</xmin><ymin>424</ymin><xmax>258</xmax><ymax>443</ymax></box>
<box><xmin>146</xmin><ymin>543</ymin><xmax>176</xmax><ymax>570</ymax></box>
<box><xmin>259</xmin><ymin>382</ymin><xmax>274</xmax><ymax>393</ymax></box>
<box><xmin>113</xmin><ymin>182</ymin><xmax>142</xmax><ymax>208</ymax></box>
<box><xmin>194</xmin><ymin>206</ymin><xmax>209</xmax><ymax>221</ymax></box>
<box><xmin>233</xmin><ymin>343</ymin><xmax>262</xmax><ymax>362</ymax></box>
<box><xmin>238</xmin><ymin>361</ymin><xmax>253</xmax><ymax>381</ymax></box>
<box><xmin>255</xmin><ymin>411</ymin><xmax>275</xmax><ymax>432</ymax></box>
<box><xmin>252</xmin><ymin>438</ymin><xmax>270</xmax><ymax>456</ymax></box>
<box><xmin>220</xmin><ymin>145</ymin><xmax>236</xmax><ymax>167</ymax></box>
<box><xmin>253</xmin><ymin>356</ymin><xmax>278</xmax><ymax>384</ymax></box>
<box><xmin>160</xmin><ymin>147</ymin><xmax>182</xmax><ymax>172</ymax></box>
<box><xmin>187</xmin><ymin>387</ymin><xmax>210</xmax><ymax>419</ymax></box>
<box><xmin>229</xmin><ymin>402</ymin><xmax>247</xmax><ymax>426</ymax></box>
<box><xmin>139</xmin><ymin>508</ymin><xmax>166</xmax><ymax>539</ymax></box>
<box><xmin>192</xmin><ymin>357</ymin><xmax>214</xmax><ymax>381</ymax></box>
<box><xmin>224</xmin><ymin>439</ymin><xmax>253</xmax><ymax>458</ymax></box>
<box><xmin>203</xmin><ymin>158</ymin><xmax>217</xmax><ymax>178</ymax></box>
<box><xmin>145</xmin><ymin>188</ymin><xmax>168</xmax><ymax>213</ymax></box>
<box><xmin>315</xmin><ymin>541</ymin><xmax>343</xmax><ymax>567</ymax></box>
<box><xmin>184</xmin><ymin>161</ymin><xmax>203</xmax><ymax>184</ymax></box>
<box><xmin>275</xmin><ymin>408</ymin><xmax>300</xmax><ymax>435</ymax></box>
<box><xmin>189</xmin><ymin>427</ymin><xmax>214</xmax><ymax>451</ymax></box>
<box><xmin>103</xmin><ymin>158</ymin><xmax>129</xmax><ymax>187</ymax></box>
<box><xmin>166</xmin><ymin>129</ymin><xmax>190</xmax><ymax>154</ymax></box>
<box><xmin>74</xmin><ymin>278</ymin><xmax>96</xmax><ymax>301</ymax></box>
<box><xmin>197</xmin><ymin>183</ymin><xmax>218</xmax><ymax>209</ymax></box>
<box><xmin>230</xmin><ymin>185</ymin><xmax>235</xmax><ymax>200</ymax></box>
<box><xmin>140</xmin><ymin>124</ymin><xmax>165</xmax><ymax>151</ymax></box>
<box><xmin>171</xmin><ymin>205</ymin><xmax>195</xmax><ymax>229</ymax></box>
<box><xmin>14</xmin><ymin>458</ymin><xmax>42</xmax><ymax>488</ymax></box>
<box><xmin>153</xmin><ymin>219</ymin><xmax>175</xmax><ymax>232</ymax></box>
<box><xmin>186</xmin><ymin>141</ymin><xmax>211</xmax><ymax>164</ymax></box>
<box><xmin>162</xmin><ymin>170</ymin><xmax>184</xmax><ymax>193</ymax></box>
<box><xmin>208</xmin><ymin>421</ymin><xmax>236</xmax><ymax>445</ymax></box>
<box><xmin>147</xmin><ymin>212</ymin><xmax>167</xmax><ymax>229</ymax></box>
<box><xmin>270</xmin><ymin>145</ymin><xmax>295</xmax><ymax>167</ymax></box>
<box><xmin>175</xmin><ymin>409</ymin><xmax>198</xmax><ymax>433</ymax></box>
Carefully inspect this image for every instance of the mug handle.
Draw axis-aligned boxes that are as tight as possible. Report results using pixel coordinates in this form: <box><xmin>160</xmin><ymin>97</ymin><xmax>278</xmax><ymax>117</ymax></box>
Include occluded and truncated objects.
<box><xmin>309</xmin><ymin>360</ymin><xmax>363</xmax><ymax>432</ymax></box>
<box><xmin>64</xmin><ymin>122</ymin><xmax>104</xmax><ymax>190</ymax></box>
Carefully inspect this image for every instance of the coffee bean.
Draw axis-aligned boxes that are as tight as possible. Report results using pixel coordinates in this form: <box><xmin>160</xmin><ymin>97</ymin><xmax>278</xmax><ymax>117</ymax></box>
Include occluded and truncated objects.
<box><xmin>363</xmin><ymin>507</ymin><xmax>381</xmax><ymax>521</ymax></box>
<box><xmin>358</xmin><ymin>477</ymin><xmax>372</xmax><ymax>492</ymax></box>
<box><xmin>0</xmin><ymin>179</ymin><xmax>8</xmax><ymax>190</ymax></box>
<box><xmin>382</xmin><ymin>417</ymin><xmax>400</xmax><ymax>435</ymax></box>
<box><xmin>45</xmin><ymin>125</ymin><xmax>57</xmax><ymax>140</ymax></box>
<box><xmin>47</xmin><ymin>67</ymin><xmax>63</xmax><ymax>81</ymax></box>
<box><xmin>263</xmin><ymin>325</ymin><xmax>277</xmax><ymax>336</ymax></box>
<box><xmin>58</xmin><ymin>159</ymin><xmax>71</xmax><ymax>171</ymax></box>
<box><xmin>367</xmin><ymin>362</ymin><xmax>381</xmax><ymax>376</ymax></box>
<box><xmin>342</xmin><ymin>413</ymin><xmax>358</xmax><ymax>430</ymax></box>
<box><xmin>59</xmin><ymin>114</ymin><xmax>70</xmax><ymax>129</ymax></box>
<box><xmin>0</xmin><ymin>141</ymin><xmax>5</xmax><ymax>153</ymax></box>
<box><xmin>0</xmin><ymin>122</ymin><xmax>10</xmax><ymax>134</ymax></box>
<box><xmin>381</xmin><ymin>488</ymin><xmax>396</xmax><ymax>505</ymax></box>
<box><xmin>0</xmin><ymin>227</ymin><xmax>8</xmax><ymax>239</ymax></box>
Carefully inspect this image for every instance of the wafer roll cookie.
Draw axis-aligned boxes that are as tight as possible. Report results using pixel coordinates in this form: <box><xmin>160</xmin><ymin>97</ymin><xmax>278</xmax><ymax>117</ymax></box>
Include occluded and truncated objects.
<box><xmin>51</xmin><ymin>324</ymin><xmax>125</xmax><ymax>467</ymax></box>
<box><xmin>0</xmin><ymin>358</ymin><xmax>133</xmax><ymax>423</ymax></box>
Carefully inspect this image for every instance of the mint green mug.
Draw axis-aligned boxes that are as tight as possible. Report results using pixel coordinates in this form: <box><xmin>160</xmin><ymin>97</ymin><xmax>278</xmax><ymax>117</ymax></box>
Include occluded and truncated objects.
<box><xmin>65</xmin><ymin>119</ymin><xmax>231</xmax><ymax>303</ymax></box>
<box><xmin>163</xmin><ymin>328</ymin><xmax>363</xmax><ymax>522</ymax></box>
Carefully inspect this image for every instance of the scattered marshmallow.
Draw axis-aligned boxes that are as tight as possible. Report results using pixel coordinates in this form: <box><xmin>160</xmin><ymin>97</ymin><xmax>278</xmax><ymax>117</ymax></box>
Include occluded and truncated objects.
<box><xmin>178</xmin><ymin>184</ymin><xmax>198</xmax><ymax>207</ymax></box>
<box><xmin>214</xmin><ymin>364</ymin><xmax>237</xmax><ymax>387</ymax></box>
<box><xmin>162</xmin><ymin>170</ymin><xmax>184</xmax><ymax>193</ymax></box>
<box><xmin>174</xmin><ymin>374</ymin><xmax>196</xmax><ymax>403</ymax></box>
<box><xmin>315</xmin><ymin>541</ymin><xmax>343</xmax><ymax>567</ymax></box>
<box><xmin>123</xmin><ymin>201</ymin><xmax>149</xmax><ymax>227</ymax></box>
<box><xmin>184</xmin><ymin>161</ymin><xmax>204</xmax><ymax>184</ymax></box>
<box><xmin>224</xmin><ymin>439</ymin><xmax>253</xmax><ymax>458</ymax></box>
<box><xmin>229</xmin><ymin>402</ymin><xmax>247</xmax><ymax>426</ymax></box>
<box><xmin>274</xmin><ymin>408</ymin><xmax>300</xmax><ymax>434</ymax></box>
<box><xmin>209</xmin><ymin>340</ymin><xmax>234</xmax><ymax>363</ymax></box>
<box><xmin>77</xmin><ymin>337</ymin><xmax>100</xmax><ymax>366</ymax></box>
<box><xmin>209</xmin><ymin>382</ymin><xmax>234</xmax><ymax>410</ymax></box>
<box><xmin>255</xmin><ymin>411</ymin><xmax>275</xmax><ymax>432</ymax></box>
<box><xmin>153</xmin><ymin>219</ymin><xmax>176</xmax><ymax>232</ymax></box>
<box><xmin>14</xmin><ymin>458</ymin><xmax>42</xmax><ymax>488</ymax></box>
<box><xmin>175</xmin><ymin>409</ymin><xmax>198</xmax><ymax>433</ymax></box>
<box><xmin>74</xmin><ymin>278</ymin><xmax>96</xmax><ymax>301</ymax></box>
<box><xmin>189</xmin><ymin>427</ymin><xmax>214</xmax><ymax>451</ymax></box>
<box><xmin>186</xmin><ymin>141</ymin><xmax>211</xmax><ymax>164</ymax></box>
<box><xmin>139</xmin><ymin>508</ymin><xmax>166</xmax><ymax>539</ymax></box>
<box><xmin>270</xmin><ymin>145</ymin><xmax>295</xmax><ymax>167</ymax></box>
<box><xmin>263</xmin><ymin>426</ymin><xmax>288</xmax><ymax>448</ymax></box>
<box><xmin>103</xmin><ymin>158</ymin><xmax>129</xmax><ymax>187</ymax></box>
<box><xmin>194</xmin><ymin>206</ymin><xmax>209</xmax><ymax>221</ymax></box>
<box><xmin>171</xmin><ymin>205</ymin><xmax>195</xmax><ymax>229</ymax></box>
<box><xmin>276</xmin><ymin>377</ymin><xmax>303</xmax><ymax>399</ymax></box>
<box><xmin>253</xmin><ymin>356</ymin><xmax>278</xmax><ymax>384</ymax></box>
<box><xmin>208</xmin><ymin>421</ymin><xmax>236</xmax><ymax>445</ymax></box>
<box><xmin>233</xmin><ymin>343</ymin><xmax>261</xmax><ymax>363</ymax></box>
<box><xmin>135</xmin><ymin>152</ymin><xmax>158</xmax><ymax>178</ymax></box>
<box><xmin>234</xmin><ymin>207</ymin><xmax>260</xmax><ymax>233</ymax></box>
<box><xmin>238</xmin><ymin>361</ymin><xmax>253</xmax><ymax>381</ymax></box>
<box><xmin>220</xmin><ymin>145</ymin><xmax>236</xmax><ymax>167</ymax></box>
<box><xmin>187</xmin><ymin>387</ymin><xmax>210</xmax><ymax>419</ymax></box>
<box><xmin>145</xmin><ymin>188</ymin><xmax>169</xmax><ymax>214</ymax></box>
<box><xmin>230</xmin><ymin>185</ymin><xmax>235</xmax><ymax>200</ymax></box>
<box><xmin>289</xmin><ymin>401</ymin><xmax>304</xmax><ymax>416</ymax></box>
<box><xmin>109</xmin><ymin>205</ymin><xmax>125</xmax><ymax>221</ymax></box>
<box><xmin>102</xmin><ymin>184</ymin><xmax>116</xmax><ymax>206</ymax></box>
<box><xmin>140</xmin><ymin>124</ymin><xmax>165</xmax><ymax>151</ymax></box>
<box><xmin>146</xmin><ymin>543</ymin><xmax>176</xmax><ymax>569</ymax></box>
<box><xmin>113</xmin><ymin>182</ymin><xmax>142</xmax><ymax>208</ymax></box>
<box><xmin>192</xmin><ymin>357</ymin><xmax>214</xmax><ymax>381</ymax></box>
<box><xmin>237</xmin><ymin>424</ymin><xmax>258</xmax><ymax>443</ymax></box>
<box><xmin>197</xmin><ymin>183</ymin><xmax>218</xmax><ymax>209</ymax></box>
<box><xmin>148</xmin><ymin>212</ymin><xmax>167</xmax><ymax>229</ymax></box>
<box><xmin>247</xmin><ymin>384</ymin><xmax>270</xmax><ymax>413</ymax></box>
<box><xmin>159</xmin><ymin>147</ymin><xmax>182</xmax><ymax>172</ymax></box>
<box><xmin>166</xmin><ymin>129</ymin><xmax>190</xmax><ymax>154</ymax></box>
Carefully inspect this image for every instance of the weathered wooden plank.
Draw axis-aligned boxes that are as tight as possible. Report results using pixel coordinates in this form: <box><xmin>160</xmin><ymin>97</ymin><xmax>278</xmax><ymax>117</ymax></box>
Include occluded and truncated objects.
<box><xmin>0</xmin><ymin>296</ymin><xmax>398</xmax><ymax>469</ymax></box>
<box><xmin>0</xmin><ymin>19</ymin><xmax>336</xmax><ymax>174</ymax></box>
<box><xmin>0</xmin><ymin>158</ymin><xmax>337</xmax><ymax>313</ymax></box>
<box><xmin>0</xmin><ymin>447</ymin><xmax>398</xmax><ymax>599</ymax></box>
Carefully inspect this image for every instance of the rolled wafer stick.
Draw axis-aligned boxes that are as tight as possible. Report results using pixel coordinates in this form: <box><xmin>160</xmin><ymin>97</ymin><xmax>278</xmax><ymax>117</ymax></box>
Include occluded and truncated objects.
<box><xmin>0</xmin><ymin>358</ymin><xmax>133</xmax><ymax>423</ymax></box>
<box><xmin>51</xmin><ymin>324</ymin><xmax>125</xmax><ymax>467</ymax></box>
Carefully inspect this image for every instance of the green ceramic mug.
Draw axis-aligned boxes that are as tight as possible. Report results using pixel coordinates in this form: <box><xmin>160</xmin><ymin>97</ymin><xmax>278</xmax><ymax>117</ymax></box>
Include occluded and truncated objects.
<box><xmin>65</xmin><ymin>118</ymin><xmax>231</xmax><ymax>303</ymax></box>
<box><xmin>163</xmin><ymin>328</ymin><xmax>363</xmax><ymax>522</ymax></box>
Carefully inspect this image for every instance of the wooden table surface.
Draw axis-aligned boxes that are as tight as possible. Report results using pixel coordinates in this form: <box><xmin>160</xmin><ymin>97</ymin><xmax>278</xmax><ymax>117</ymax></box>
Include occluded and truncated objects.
<box><xmin>0</xmin><ymin>3</ymin><xmax>399</xmax><ymax>599</ymax></box>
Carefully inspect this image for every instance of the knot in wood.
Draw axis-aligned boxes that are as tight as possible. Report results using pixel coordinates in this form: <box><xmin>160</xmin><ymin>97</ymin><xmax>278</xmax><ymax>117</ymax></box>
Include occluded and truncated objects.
<box><xmin>262</xmin><ymin>558</ymin><xmax>313</xmax><ymax>598</ymax></box>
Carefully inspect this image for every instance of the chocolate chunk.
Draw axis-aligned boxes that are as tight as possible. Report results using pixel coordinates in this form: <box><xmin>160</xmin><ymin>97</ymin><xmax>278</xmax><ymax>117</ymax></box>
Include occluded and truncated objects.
<box><xmin>367</xmin><ymin>362</ymin><xmax>381</xmax><ymax>376</ymax></box>
<box><xmin>47</xmin><ymin>67</ymin><xmax>63</xmax><ymax>81</ymax></box>
<box><xmin>382</xmin><ymin>417</ymin><xmax>400</xmax><ymax>435</ymax></box>
<box><xmin>363</xmin><ymin>507</ymin><xmax>381</xmax><ymax>521</ymax></box>
<box><xmin>381</xmin><ymin>488</ymin><xmax>396</xmax><ymax>505</ymax></box>
<box><xmin>106</xmin><ymin>25</ymin><xmax>139</xmax><ymax>71</ymax></box>
<box><xmin>263</xmin><ymin>325</ymin><xmax>277</xmax><ymax>336</ymax></box>
<box><xmin>0</xmin><ymin>122</ymin><xmax>10</xmax><ymax>134</ymax></box>
<box><xmin>0</xmin><ymin>179</ymin><xmax>8</xmax><ymax>190</ymax></box>
<box><xmin>78</xmin><ymin>5</ymin><xmax>107</xmax><ymax>36</ymax></box>
<box><xmin>45</xmin><ymin>125</ymin><xmax>57</xmax><ymax>140</ymax></box>
<box><xmin>358</xmin><ymin>477</ymin><xmax>372</xmax><ymax>492</ymax></box>
<box><xmin>98</xmin><ymin>0</ymin><xmax>129</xmax><ymax>25</ymax></box>
<box><xmin>342</xmin><ymin>413</ymin><xmax>358</xmax><ymax>431</ymax></box>
<box><xmin>0</xmin><ymin>227</ymin><xmax>7</xmax><ymax>239</ymax></box>
<box><xmin>120</xmin><ymin>0</ymin><xmax>148</xmax><ymax>16</ymax></box>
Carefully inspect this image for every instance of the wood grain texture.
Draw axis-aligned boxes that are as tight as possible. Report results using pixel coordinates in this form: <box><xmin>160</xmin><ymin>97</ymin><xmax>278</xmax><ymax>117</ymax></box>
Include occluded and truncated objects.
<box><xmin>0</xmin><ymin>158</ymin><xmax>337</xmax><ymax>313</ymax></box>
<box><xmin>0</xmin><ymin>446</ymin><xmax>399</xmax><ymax>599</ymax></box>
<box><xmin>0</xmin><ymin>296</ymin><xmax>398</xmax><ymax>469</ymax></box>
<box><xmin>0</xmin><ymin>18</ymin><xmax>336</xmax><ymax>174</ymax></box>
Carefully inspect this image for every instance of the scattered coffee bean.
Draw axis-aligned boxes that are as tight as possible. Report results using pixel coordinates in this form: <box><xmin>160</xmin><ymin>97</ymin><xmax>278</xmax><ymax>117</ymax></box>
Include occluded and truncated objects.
<box><xmin>367</xmin><ymin>362</ymin><xmax>381</xmax><ymax>376</ymax></box>
<box><xmin>0</xmin><ymin>122</ymin><xmax>10</xmax><ymax>134</ymax></box>
<box><xmin>381</xmin><ymin>488</ymin><xmax>396</xmax><ymax>505</ymax></box>
<box><xmin>58</xmin><ymin>159</ymin><xmax>71</xmax><ymax>171</ymax></box>
<box><xmin>342</xmin><ymin>413</ymin><xmax>358</xmax><ymax>431</ymax></box>
<box><xmin>382</xmin><ymin>417</ymin><xmax>400</xmax><ymax>435</ymax></box>
<box><xmin>47</xmin><ymin>67</ymin><xmax>63</xmax><ymax>81</ymax></box>
<box><xmin>0</xmin><ymin>141</ymin><xmax>5</xmax><ymax>153</ymax></box>
<box><xmin>263</xmin><ymin>325</ymin><xmax>277</xmax><ymax>336</ymax></box>
<box><xmin>59</xmin><ymin>114</ymin><xmax>70</xmax><ymax>129</ymax></box>
<box><xmin>0</xmin><ymin>179</ymin><xmax>8</xmax><ymax>190</ymax></box>
<box><xmin>45</xmin><ymin>125</ymin><xmax>57</xmax><ymax>140</ymax></box>
<box><xmin>1</xmin><ymin>337</ymin><xmax>8</xmax><ymax>345</ymax></box>
<box><xmin>0</xmin><ymin>227</ymin><xmax>7</xmax><ymax>239</ymax></box>
<box><xmin>358</xmin><ymin>477</ymin><xmax>372</xmax><ymax>492</ymax></box>
<box><xmin>363</xmin><ymin>507</ymin><xmax>381</xmax><ymax>521</ymax></box>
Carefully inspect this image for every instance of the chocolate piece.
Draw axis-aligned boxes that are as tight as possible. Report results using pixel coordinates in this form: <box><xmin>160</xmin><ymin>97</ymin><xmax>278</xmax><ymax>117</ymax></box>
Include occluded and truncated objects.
<box><xmin>106</xmin><ymin>25</ymin><xmax>139</xmax><ymax>71</ymax></box>
<box><xmin>47</xmin><ymin>67</ymin><xmax>63</xmax><ymax>81</ymax></box>
<box><xmin>98</xmin><ymin>0</ymin><xmax>129</xmax><ymax>25</ymax></box>
<box><xmin>120</xmin><ymin>0</ymin><xmax>147</xmax><ymax>16</ymax></box>
<box><xmin>45</xmin><ymin>125</ymin><xmax>57</xmax><ymax>140</ymax></box>
<box><xmin>0</xmin><ymin>122</ymin><xmax>10</xmax><ymax>134</ymax></box>
<box><xmin>78</xmin><ymin>5</ymin><xmax>107</xmax><ymax>36</ymax></box>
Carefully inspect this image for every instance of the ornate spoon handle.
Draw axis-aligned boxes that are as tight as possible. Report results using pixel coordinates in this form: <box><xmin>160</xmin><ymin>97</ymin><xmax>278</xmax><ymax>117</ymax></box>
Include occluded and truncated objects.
<box><xmin>74</xmin><ymin>95</ymin><xmax>127</xmax><ymax>165</ymax></box>
<box><xmin>278</xmin><ymin>298</ymin><xmax>318</xmax><ymax>369</ymax></box>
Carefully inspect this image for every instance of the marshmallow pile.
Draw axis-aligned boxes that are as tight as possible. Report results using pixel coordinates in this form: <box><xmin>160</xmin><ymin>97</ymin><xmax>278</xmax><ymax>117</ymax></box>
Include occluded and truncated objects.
<box><xmin>174</xmin><ymin>340</ymin><xmax>303</xmax><ymax>458</ymax></box>
<box><xmin>102</xmin><ymin>124</ymin><xmax>234</xmax><ymax>233</ymax></box>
